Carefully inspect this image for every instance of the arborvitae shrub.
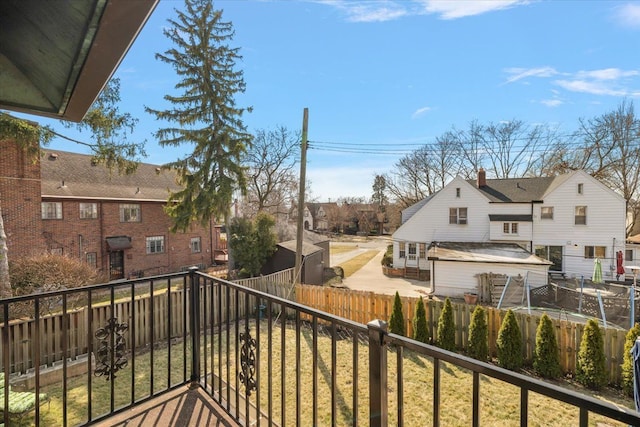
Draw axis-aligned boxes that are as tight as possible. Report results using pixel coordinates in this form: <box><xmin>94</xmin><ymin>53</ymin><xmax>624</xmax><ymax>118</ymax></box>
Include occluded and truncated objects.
<box><xmin>533</xmin><ymin>313</ymin><xmax>561</xmax><ymax>379</ymax></box>
<box><xmin>437</xmin><ymin>298</ymin><xmax>456</xmax><ymax>351</ymax></box>
<box><xmin>389</xmin><ymin>291</ymin><xmax>405</xmax><ymax>336</ymax></box>
<box><xmin>621</xmin><ymin>323</ymin><xmax>640</xmax><ymax>396</ymax></box>
<box><xmin>467</xmin><ymin>305</ymin><xmax>488</xmax><ymax>361</ymax></box>
<box><xmin>496</xmin><ymin>309</ymin><xmax>523</xmax><ymax>370</ymax></box>
<box><xmin>577</xmin><ymin>318</ymin><xmax>607</xmax><ymax>390</ymax></box>
<box><xmin>412</xmin><ymin>296</ymin><xmax>429</xmax><ymax>343</ymax></box>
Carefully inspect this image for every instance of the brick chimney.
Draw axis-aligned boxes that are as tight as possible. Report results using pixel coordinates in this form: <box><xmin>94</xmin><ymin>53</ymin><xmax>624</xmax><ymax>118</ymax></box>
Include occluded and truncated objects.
<box><xmin>477</xmin><ymin>168</ymin><xmax>486</xmax><ymax>188</ymax></box>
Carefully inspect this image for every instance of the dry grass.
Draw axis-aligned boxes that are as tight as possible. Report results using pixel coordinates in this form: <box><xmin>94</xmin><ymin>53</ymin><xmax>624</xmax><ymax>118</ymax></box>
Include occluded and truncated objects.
<box><xmin>24</xmin><ymin>318</ymin><xmax>635</xmax><ymax>427</ymax></box>
<box><xmin>330</xmin><ymin>245</ymin><xmax>359</xmax><ymax>255</ymax></box>
<box><xmin>337</xmin><ymin>250</ymin><xmax>380</xmax><ymax>278</ymax></box>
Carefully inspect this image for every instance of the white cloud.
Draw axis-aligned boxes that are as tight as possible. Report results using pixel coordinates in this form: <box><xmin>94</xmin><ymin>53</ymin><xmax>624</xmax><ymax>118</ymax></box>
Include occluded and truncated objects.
<box><xmin>540</xmin><ymin>99</ymin><xmax>563</xmax><ymax>107</ymax></box>
<box><xmin>315</xmin><ymin>0</ymin><xmax>531</xmax><ymax>22</ymax></box>
<box><xmin>411</xmin><ymin>106</ymin><xmax>432</xmax><ymax>119</ymax></box>
<box><xmin>419</xmin><ymin>0</ymin><xmax>529</xmax><ymax>20</ymax></box>
<box><xmin>503</xmin><ymin>66</ymin><xmax>558</xmax><ymax>84</ymax></box>
<box><xmin>613</xmin><ymin>3</ymin><xmax>640</xmax><ymax>29</ymax></box>
<box><xmin>554</xmin><ymin>79</ymin><xmax>628</xmax><ymax>96</ymax></box>
<box><xmin>575</xmin><ymin>68</ymin><xmax>639</xmax><ymax>81</ymax></box>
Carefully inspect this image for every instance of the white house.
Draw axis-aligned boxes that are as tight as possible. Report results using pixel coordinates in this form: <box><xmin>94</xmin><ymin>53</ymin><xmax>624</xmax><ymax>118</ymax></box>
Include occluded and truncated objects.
<box><xmin>392</xmin><ymin>169</ymin><xmax>627</xmax><ymax>296</ymax></box>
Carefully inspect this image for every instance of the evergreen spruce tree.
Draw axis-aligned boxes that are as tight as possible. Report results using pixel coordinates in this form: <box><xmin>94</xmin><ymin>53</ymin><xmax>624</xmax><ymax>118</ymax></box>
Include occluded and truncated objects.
<box><xmin>389</xmin><ymin>291</ymin><xmax>405</xmax><ymax>336</ymax></box>
<box><xmin>146</xmin><ymin>0</ymin><xmax>252</xmax><ymax>231</ymax></box>
<box><xmin>576</xmin><ymin>318</ymin><xmax>607</xmax><ymax>390</ymax></box>
<box><xmin>621</xmin><ymin>323</ymin><xmax>640</xmax><ymax>396</ymax></box>
<box><xmin>437</xmin><ymin>298</ymin><xmax>456</xmax><ymax>351</ymax></box>
<box><xmin>496</xmin><ymin>309</ymin><xmax>523</xmax><ymax>370</ymax></box>
<box><xmin>412</xmin><ymin>296</ymin><xmax>429</xmax><ymax>343</ymax></box>
<box><xmin>467</xmin><ymin>305</ymin><xmax>488</xmax><ymax>361</ymax></box>
<box><xmin>533</xmin><ymin>313</ymin><xmax>561</xmax><ymax>379</ymax></box>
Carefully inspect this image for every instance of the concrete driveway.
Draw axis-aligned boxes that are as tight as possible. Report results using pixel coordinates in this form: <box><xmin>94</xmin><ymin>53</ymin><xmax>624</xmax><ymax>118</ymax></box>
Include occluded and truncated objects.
<box><xmin>330</xmin><ymin>236</ymin><xmax>432</xmax><ymax>298</ymax></box>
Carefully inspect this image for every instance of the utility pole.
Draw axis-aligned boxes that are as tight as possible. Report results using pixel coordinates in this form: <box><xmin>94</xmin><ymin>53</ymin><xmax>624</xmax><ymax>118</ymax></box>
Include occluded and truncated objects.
<box><xmin>295</xmin><ymin>108</ymin><xmax>309</xmax><ymax>284</ymax></box>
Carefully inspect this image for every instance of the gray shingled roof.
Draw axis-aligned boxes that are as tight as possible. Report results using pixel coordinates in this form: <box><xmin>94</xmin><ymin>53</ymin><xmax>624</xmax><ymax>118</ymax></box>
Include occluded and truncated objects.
<box><xmin>277</xmin><ymin>240</ymin><xmax>323</xmax><ymax>256</ymax></box>
<box><xmin>41</xmin><ymin>149</ymin><xmax>181</xmax><ymax>201</ymax></box>
<box><xmin>466</xmin><ymin>176</ymin><xmax>558</xmax><ymax>202</ymax></box>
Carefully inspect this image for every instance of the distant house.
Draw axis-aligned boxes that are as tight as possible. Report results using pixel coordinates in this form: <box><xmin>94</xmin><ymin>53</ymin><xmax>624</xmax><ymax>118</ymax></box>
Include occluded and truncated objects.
<box><xmin>261</xmin><ymin>240</ymin><xmax>324</xmax><ymax>285</ymax></box>
<box><xmin>392</xmin><ymin>169</ymin><xmax>626</xmax><ymax>292</ymax></box>
<box><xmin>0</xmin><ymin>141</ymin><xmax>224</xmax><ymax>281</ymax></box>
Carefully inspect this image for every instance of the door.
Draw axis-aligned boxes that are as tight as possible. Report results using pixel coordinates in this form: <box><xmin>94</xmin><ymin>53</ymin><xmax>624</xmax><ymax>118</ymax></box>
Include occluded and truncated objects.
<box><xmin>109</xmin><ymin>251</ymin><xmax>125</xmax><ymax>280</ymax></box>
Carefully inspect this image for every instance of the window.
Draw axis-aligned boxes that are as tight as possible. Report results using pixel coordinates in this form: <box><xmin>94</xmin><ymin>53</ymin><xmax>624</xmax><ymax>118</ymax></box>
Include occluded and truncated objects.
<box><xmin>584</xmin><ymin>246</ymin><xmax>606</xmax><ymax>259</ymax></box>
<box><xmin>191</xmin><ymin>237</ymin><xmax>202</xmax><ymax>253</ymax></box>
<box><xmin>120</xmin><ymin>204</ymin><xmax>141</xmax><ymax>222</ymax></box>
<box><xmin>399</xmin><ymin>242</ymin><xmax>406</xmax><ymax>259</ymax></box>
<box><xmin>419</xmin><ymin>243</ymin><xmax>426</xmax><ymax>259</ymax></box>
<box><xmin>541</xmin><ymin>206</ymin><xmax>553</xmax><ymax>219</ymax></box>
<box><xmin>50</xmin><ymin>247</ymin><xmax>63</xmax><ymax>255</ymax></box>
<box><xmin>575</xmin><ymin>206</ymin><xmax>587</xmax><ymax>225</ymax></box>
<box><xmin>41</xmin><ymin>202</ymin><xmax>62</xmax><ymax>219</ymax></box>
<box><xmin>535</xmin><ymin>245</ymin><xmax>563</xmax><ymax>271</ymax></box>
<box><xmin>511</xmin><ymin>223</ymin><xmax>518</xmax><ymax>234</ymax></box>
<box><xmin>578</xmin><ymin>183</ymin><xmax>583</xmax><ymax>194</ymax></box>
<box><xmin>456</xmin><ymin>188</ymin><xmax>460</xmax><ymax>198</ymax></box>
<box><xmin>86</xmin><ymin>252</ymin><xmax>97</xmax><ymax>268</ymax></box>
<box><xmin>626</xmin><ymin>250</ymin><xmax>634</xmax><ymax>262</ymax></box>
<box><xmin>79</xmin><ymin>202</ymin><xmax>98</xmax><ymax>219</ymax></box>
<box><xmin>449</xmin><ymin>207</ymin><xmax>467</xmax><ymax>225</ymax></box>
<box><xmin>503</xmin><ymin>223</ymin><xmax>519</xmax><ymax>234</ymax></box>
<box><xmin>146</xmin><ymin>236</ymin><xmax>165</xmax><ymax>254</ymax></box>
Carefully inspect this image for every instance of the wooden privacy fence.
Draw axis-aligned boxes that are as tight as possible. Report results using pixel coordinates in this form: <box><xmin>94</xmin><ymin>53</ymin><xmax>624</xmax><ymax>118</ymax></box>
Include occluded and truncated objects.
<box><xmin>295</xmin><ymin>285</ymin><xmax>628</xmax><ymax>384</ymax></box>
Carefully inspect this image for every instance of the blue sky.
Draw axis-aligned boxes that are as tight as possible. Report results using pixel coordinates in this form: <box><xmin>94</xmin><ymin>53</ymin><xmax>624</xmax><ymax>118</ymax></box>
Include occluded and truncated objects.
<box><xmin>38</xmin><ymin>0</ymin><xmax>640</xmax><ymax>201</ymax></box>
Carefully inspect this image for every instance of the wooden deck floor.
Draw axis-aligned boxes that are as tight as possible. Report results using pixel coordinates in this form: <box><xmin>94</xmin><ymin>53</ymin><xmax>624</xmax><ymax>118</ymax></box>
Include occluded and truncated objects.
<box><xmin>92</xmin><ymin>384</ymin><xmax>240</xmax><ymax>427</ymax></box>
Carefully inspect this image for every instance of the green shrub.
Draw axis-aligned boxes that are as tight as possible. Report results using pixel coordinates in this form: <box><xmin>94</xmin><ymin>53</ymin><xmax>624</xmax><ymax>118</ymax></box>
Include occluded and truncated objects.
<box><xmin>381</xmin><ymin>244</ymin><xmax>393</xmax><ymax>267</ymax></box>
<box><xmin>496</xmin><ymin>309</ymin><xmax>523</xmax><ymax>370</ymax></box>
<box><xmin>467</xmin><ymin>305</ymin><xmax>488</xmax><ymax>361</ymax></box>
<box><xmin>436</xmin><ymin>298</ymin><xmax>456</xmax><ymax>351</ymax></box>
<box><xmin>621</xmin><ymin>323</ymin><xmax>640</xmax><ymax>396</ymax></box>
<box><xmin>389</xmin><ymin>291</ymin><xmax>405</xmax><ymax>336</ymax></box>
<box><xmin>533</xmin><ymin>313</ymin><xmax>561</xmax><ymax>379</ymax></box>
<box><xmin>412</xmin><ymin>297</ymin><xmax>429</xmax><ymax>343</ymax></box>
<box><xmin>577</xmin><ymin>318</ymin><xmax>607</xmax><ymax>390</ymax></box>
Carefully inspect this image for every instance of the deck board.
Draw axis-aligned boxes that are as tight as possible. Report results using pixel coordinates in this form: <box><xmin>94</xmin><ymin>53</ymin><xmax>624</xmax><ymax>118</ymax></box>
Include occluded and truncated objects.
<box><xmin>92</xmin><ymin>384</ymin><xmax>240</xmax><ymax>427</ymax></box>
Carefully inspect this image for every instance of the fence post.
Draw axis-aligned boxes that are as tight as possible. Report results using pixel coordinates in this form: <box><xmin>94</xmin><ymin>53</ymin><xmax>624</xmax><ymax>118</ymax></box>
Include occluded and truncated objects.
<box><xmin>368</xmin><ymin>319</ymin><xmax>388</xmax><ymax>427</ymax></box>
<box><xmin>189</xmin><ymin>266</ymin><xmax>200</xmax><ymax>382</ymax></box>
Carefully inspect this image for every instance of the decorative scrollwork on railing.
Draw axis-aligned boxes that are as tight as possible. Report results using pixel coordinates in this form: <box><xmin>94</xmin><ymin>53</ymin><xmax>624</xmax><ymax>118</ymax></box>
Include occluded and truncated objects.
<box><xmin>238</xmin><ymin>329</ymin><xmax>257</xmax><ymax>395</ymax></box>
<box><xmin>94</xmin><ymin>317</ymin><xmax>129</xmax><ymax>380</ymax></box>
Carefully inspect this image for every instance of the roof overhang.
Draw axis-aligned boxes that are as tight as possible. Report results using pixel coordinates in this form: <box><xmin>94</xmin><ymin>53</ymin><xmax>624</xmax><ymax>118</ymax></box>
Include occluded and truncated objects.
<box><xmin>106</xmin><ymin>236</ymin><xmax>132</xmax><ymax>251</ymax></box>
<box><xmin>0</xmin><ymin>0</ymin><xmax>157</xmax><ymax>122</ymax></box>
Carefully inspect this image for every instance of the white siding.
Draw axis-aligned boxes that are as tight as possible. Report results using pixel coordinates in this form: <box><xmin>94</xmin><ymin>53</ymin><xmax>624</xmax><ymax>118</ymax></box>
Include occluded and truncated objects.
<box><xmin>433</xmin><ymin>261</ymin><xmax>548</xmax><ymax>298</ymax></box>
<box><xmin>534</xmin><ymin>171</ymin><xmax>626</xmax><ymax>279</ymax></box>
<box><xmin>489</xmin><ymin>221</ymin><xmax>532</xmax><ymax>243</ymax></box>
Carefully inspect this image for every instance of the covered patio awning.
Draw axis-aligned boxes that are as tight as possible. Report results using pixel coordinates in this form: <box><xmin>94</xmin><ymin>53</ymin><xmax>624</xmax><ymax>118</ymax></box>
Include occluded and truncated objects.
<box><xmin>106</xmin><ymin>236</ymin><xmax>132</xmax><ymax>251</ymax></box>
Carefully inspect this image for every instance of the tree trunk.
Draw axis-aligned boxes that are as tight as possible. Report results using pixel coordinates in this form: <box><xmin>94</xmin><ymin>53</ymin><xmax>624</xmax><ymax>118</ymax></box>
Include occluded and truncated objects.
<box><xmin>0</xmin><ymin>205</ymin><xmax>11</xmax><ymax>298</ymax></box>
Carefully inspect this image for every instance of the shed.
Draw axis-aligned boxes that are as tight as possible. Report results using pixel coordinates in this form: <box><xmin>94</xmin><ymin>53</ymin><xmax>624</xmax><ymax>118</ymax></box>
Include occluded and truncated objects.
<box><xmin>303</xmin><ymin>231</ymin><xmax>330</xmax><ymax>267</ymax></box>
<box><xmin>428</xmin><ymin>242</ymin><xmax>552</xmax><ymax>298</ymax></box>
<box><xmin>261</xmin><ymin>240</ymin><xmax>325</xmax><ymax>285</ymax></box>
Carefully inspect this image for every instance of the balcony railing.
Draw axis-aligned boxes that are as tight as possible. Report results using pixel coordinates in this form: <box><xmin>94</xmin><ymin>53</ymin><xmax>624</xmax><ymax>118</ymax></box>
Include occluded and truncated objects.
<box><xmin>0</xmin><ymin>269</ymin><xmax>639</xmax><ymax>426</ymax></box>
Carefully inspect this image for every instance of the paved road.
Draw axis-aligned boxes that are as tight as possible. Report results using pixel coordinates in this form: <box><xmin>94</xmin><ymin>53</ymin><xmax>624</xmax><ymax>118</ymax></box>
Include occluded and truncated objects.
<box><xmin>330</xmin><ymin>236</ymin><xmax>432</xmax><ymax>298</ymax></box>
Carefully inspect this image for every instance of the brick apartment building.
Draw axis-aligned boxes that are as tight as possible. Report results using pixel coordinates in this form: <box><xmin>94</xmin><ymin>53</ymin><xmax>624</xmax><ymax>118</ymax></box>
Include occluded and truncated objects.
<box><xmin>1</xmin><ymin>138</ymin><xmax>226</xmax><ymax>280</ymax></box>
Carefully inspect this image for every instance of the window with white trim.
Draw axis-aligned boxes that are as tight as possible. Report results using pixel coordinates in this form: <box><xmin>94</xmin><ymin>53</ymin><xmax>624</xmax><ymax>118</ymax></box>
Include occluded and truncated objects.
<box><xmin>408</xmin><ymin>243</ymin><xmax>417</xmax><ymax>260</ymax></box>
<box><xmin>79</xmin><ymin>202</ymin><xmax>98</xmax><ymax>219</ymax></box>
<box><xmin>191</xmin><ymin>237</ymin><xmax>202</xmax><ymax>253</ymax></box>
<box><xmin>146</xmin><ymin>236</ymin><xmax>165</xmax><ymax>254</ymax></box>
<box><xmin>41</xmin><ymin>202</ymin><xmax>62</xmax><ymax>219</ymax></box>
<box><xmin>584</xmin><ymin>246</ymin><xmax>605</xmax><ymax>259</ymax></box>
<box><xmin>503</xmin><ymin>223</ymin><xmax>518</xmax><ymax>234</ymax></box>
<box><xmin>419</xmin><ymin>243</ymin><xmax>426</xmax><ymax>259</ymax></box>
<box><xmin>449</xmin><ymin>207</ymin><xmax>467</xmax><ymax>225</ymax></box>
<box><xmin>86</xmin><ymin>252</ymin><xmax>97</xmax><ymax>268</ymax></box>
<box><xmin>399</xmin><ymin>242</ymin><xmax>406</xmax><ymax>258</ymax></box>
<box><xmin>575</xmin><ymin>206</ymin><xmax>587</xmax><ymax>225</ymax></box>
<box><xmin>120</xmin><ymin>204</ymin><xmax>141</xmax><ymax>222</ymax></box>
<box><xmin>541</xmin><ymin>206</ymin><xmax>553</xmax><ymax>219</ymax></box>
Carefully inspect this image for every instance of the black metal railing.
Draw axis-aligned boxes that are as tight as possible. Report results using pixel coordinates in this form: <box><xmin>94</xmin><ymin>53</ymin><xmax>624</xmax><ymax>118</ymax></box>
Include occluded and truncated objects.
<box><xmin>1</xmin><ymin>268</ymin><xmax>640</xmax><ymax>426</ymax></box>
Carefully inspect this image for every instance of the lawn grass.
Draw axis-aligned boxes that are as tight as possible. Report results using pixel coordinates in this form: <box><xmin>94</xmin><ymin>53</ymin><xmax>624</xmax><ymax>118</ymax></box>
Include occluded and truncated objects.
<box><xmin>20</xmin><ymin>313</ymin><xmax>635</xmax><ymax>426</ymax></box>
<box><xmin>330</xmin><ymin>245</ymin><xmax>359</xmax><ymax>255</ymax></box>
<box><xmin>337</xmin><ymin>250</ymin><xmax>380</xmax><ymax>278</ymax></box>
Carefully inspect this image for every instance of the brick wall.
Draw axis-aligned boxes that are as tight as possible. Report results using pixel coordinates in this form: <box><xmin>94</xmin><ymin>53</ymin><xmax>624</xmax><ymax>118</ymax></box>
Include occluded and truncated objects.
<box><xmin>0</xmin><ymin>138</ymin><xmax>46</xmax><ymax>260</ymax></box>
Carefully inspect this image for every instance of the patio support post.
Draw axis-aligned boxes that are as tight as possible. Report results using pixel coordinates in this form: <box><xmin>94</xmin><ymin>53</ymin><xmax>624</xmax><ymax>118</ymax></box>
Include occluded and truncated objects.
<box><xmin>189</xmin><ymin>266</ymin><xmax>201</xmax><ymax>382</ymax></box>
<box><xmin>368</xmin><ymin>319</ymin><xmax>388</xmax><ymax>427</ymax></box>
